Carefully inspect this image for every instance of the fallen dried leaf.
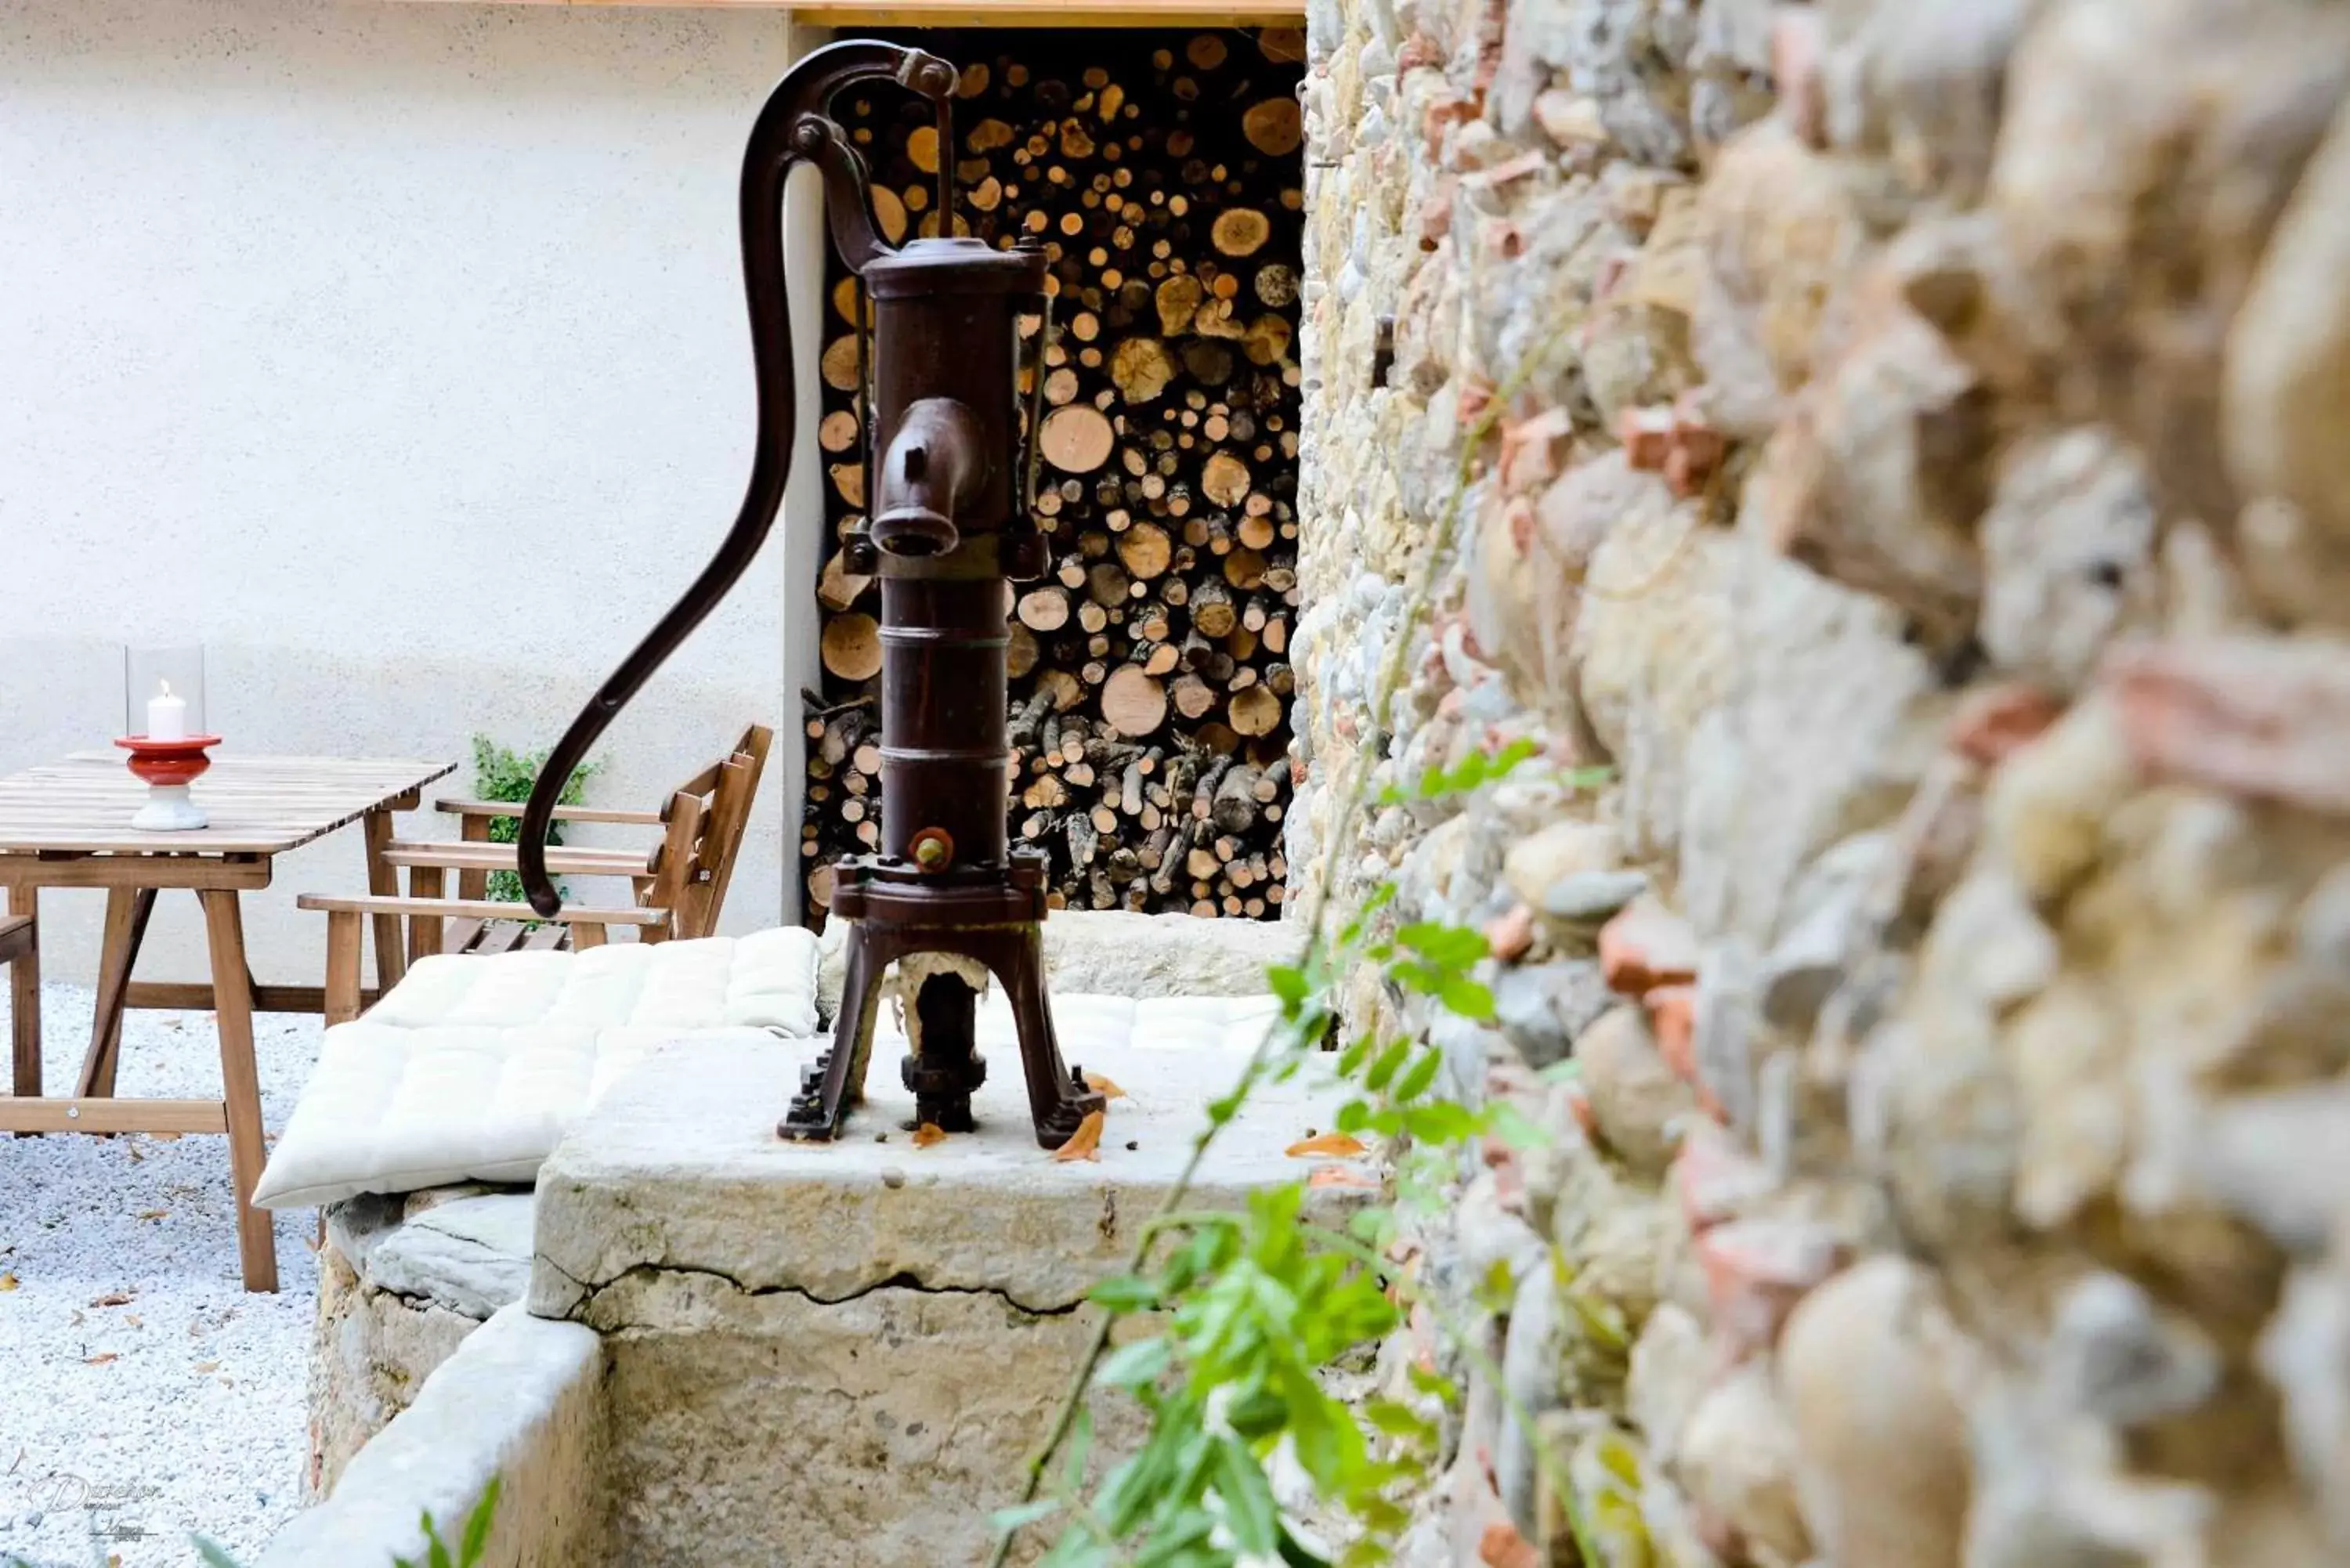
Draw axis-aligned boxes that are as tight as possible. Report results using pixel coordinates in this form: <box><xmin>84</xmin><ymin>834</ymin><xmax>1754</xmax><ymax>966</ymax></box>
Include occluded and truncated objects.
<box><xmin>1285</xmin><ymin>1131</ymin><xmax>1368</xmax><ymax>1159</ymax></box>
<box><xmin>1083</xmin><ymin>1071</ymin><xmax>1129</xmax><ymax>1100</ymax></box>
<box><xmin>136</xmin><ymin>1209</ymin><xmax>167</xmax><ymax>1222</ymax></box>
<box><xmin>194</xmin><ymin>1360</ymin><xmax>219</xmax><ymax>1374</ymax></box>
<box><xmin>1050</xmin><ymin>1110</ymin><xmax>1107</xmax><ymax>1162</ymax></box>
<box><xmin>125</xmin><ymin>1315</ymin><xmax>142</xmax><ymax>1328</ymax></box>
<box><xmin>1308</xmin><ymin>1166</ymin><xmax>1379</xmax><ymax>1190</ymax></box>
<box><xmin>84</xmin><ymin>1353</ymin><xmax>118</xmax><ymax>1367</ymax></box>
<box><xmin>0</xmin><ymin>1273</ymin><xmax>16</xmax><ymax>1292</ymax></box>
<box><xmin>91</xmin><ymin>1292</ymin><xmax>134</xmax><ymax>1308</ymax></box>
<box><xmin>912</xmin><ymin>1123</ymin><xmax>949</xmax><ymax>1148</ymax></box>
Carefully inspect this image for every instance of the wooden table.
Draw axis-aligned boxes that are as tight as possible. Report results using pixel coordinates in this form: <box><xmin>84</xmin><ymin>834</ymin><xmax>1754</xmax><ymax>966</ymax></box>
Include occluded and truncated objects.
<box><xmin>0</xmin><ymin>753</ymin><xmax>457</xmax><ymax>1292</ymax></box>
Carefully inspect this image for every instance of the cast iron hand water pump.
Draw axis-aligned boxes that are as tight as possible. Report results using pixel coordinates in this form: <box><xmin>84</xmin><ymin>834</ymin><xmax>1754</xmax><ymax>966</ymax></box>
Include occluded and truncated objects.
<box><xmin>516</xmin><ymin>41</ymin><xmax>1105</xmax><ymax>1148</ymax></box>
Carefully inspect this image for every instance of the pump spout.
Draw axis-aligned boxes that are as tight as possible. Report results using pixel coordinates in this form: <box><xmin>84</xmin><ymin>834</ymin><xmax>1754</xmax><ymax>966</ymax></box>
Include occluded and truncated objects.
<box><xmin>868</xmin><ymin>397</ymin><xmax>985</xmax><ymax>558</ymax></box>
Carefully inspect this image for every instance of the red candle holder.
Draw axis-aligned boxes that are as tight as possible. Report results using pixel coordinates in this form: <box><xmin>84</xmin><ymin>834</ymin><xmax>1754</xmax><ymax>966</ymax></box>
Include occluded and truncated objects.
<box><xmin>114</xmin><ymin>735</ymin><xmax>222</xmax><ymax>831</ymax></box>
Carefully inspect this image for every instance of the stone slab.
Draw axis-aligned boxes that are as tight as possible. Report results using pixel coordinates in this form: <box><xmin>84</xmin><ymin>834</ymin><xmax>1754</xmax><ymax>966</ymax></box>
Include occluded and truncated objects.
<box><xmin>526</xmin><ymin>1023</ymin><xmax>1363</xmax><ymax>1567</ymax></box>
<box><xmin>266</xmin><ymin>1305</ymin><xmax>607</xmax><ymax>1568</ymax></box>
<box><xmin>532</xmin><ymin>1028</ymin><xmax>1354</xmax><ymax>1318</ymax></box>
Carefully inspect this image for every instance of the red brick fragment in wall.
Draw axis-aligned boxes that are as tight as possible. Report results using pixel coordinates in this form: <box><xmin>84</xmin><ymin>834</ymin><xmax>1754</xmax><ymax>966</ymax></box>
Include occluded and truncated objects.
<box><xmin>1466</xmin><ymin>149</ymin><xmax>1548</xmax><ymax>190</ymax></box>
<box><xmin>1948</xmin><ymin>681</ymin><xmax>2065</xmax><ymax>767</ymax></box>
<box><xmin>1458</xmin><ymin>378</ymin><xmax>1498</xmax><ymax>428</ymax></box>
<box><xmin>1418</xmin><ymin>175</ymin><xmax>1457</xmax><ymax>248</ymax></box>
<box><xmin>1672</xmin><ymin>1122</ymin><xmax>1773</xmax><ymax>1234</ymax></box>
<box><xmin>1485</xmin><ymin>901</ymin><xmax>1536</xmax><ymax>962</ymax></box>
<box><xmin>1500</xmin><ymin>406</ymin><xmax>1574</xmax><ymax>493</ymax></box>
<box><xmin>2103</xmin><ymin>637</ymin><xmax>2350</xmax><ymax>815</ymax></box>
<box><xmin>1599</xmin><ymin>898</ymin><xmax>1700</xmax><ymax>995</ymax></box>
<box><xmin>1647</xmin><ymin>982</ymin><xmax>1726</xmax><ymax>1121</ymax></box>
<box><xmin>1620</xmin><ymin>405</ymin><xmax>1676</xmax><ymax>471</ymax></box>
<box><xmin>1423</xmin><ymin>92</ymin><xmax>1479</xmax><ymax>150</ymax></box>
<box><xmin>1647</xmin><ymin>983</ymin><xmax>1697</xmax><ymax>1077</ymax></box>
<box><xmin>1507</xmin><ymin>495</ymin><xmax>1538</xmax><ymax>554</ymax></box>
<box><xmin>1479</xmin><ymin>1519</ymin><xmax>1542</xmax><ymax>1568</ymax></box>
<box><xmin>1696</xmin><ymin>1218</ymin><xmax>1846</xmax><ymax>1361</ymax></box>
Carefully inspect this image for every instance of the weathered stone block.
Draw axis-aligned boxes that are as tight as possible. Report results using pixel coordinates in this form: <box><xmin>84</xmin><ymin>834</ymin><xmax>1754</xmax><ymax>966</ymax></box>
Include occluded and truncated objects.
<box><xmin>533</xmin><ymin>1033</ymin><xmax>1356</xmax><ymax>1567</ymax></box>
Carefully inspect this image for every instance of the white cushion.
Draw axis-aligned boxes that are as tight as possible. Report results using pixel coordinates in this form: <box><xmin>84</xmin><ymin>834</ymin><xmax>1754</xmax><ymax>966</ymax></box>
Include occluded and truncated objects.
<box><xmin>367</xmin><ymin>927</ymin><xmax>822</xmax><ymax>1036</ymax></box>
<box><xmin>253</xmin><ymin>930</ymin><xmax>820</xmax><ymax>1209</ymax></box>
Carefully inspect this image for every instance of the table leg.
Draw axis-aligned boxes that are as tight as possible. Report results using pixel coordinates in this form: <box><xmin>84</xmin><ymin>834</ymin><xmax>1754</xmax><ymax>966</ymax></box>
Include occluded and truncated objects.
<box><xmin>78</xmin><ymin>887</ymin><xmax>156</xmax><ymax>1099</ymax></box>
<box><xmin>199</xmin><ymin>889</ymin><xmax>278</xmax><ymax>1294</ymax></box>
<box><xmin>362</xmin><ymin>807</ymin><xmax>407</xmax><ymax>996</ymax></box>
<box><xmin>8</xmin><ymin>884</ymin><xmax>38</xmax><ymax>1104</ymax></box>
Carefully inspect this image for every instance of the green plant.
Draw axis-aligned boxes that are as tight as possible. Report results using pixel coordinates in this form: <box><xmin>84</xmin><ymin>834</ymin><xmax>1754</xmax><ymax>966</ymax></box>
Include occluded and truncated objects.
<box><xmin>992</xmin><ymin>345</ymin><xmax>1606</xmax><ymax>1568</ymax></box>
<box><xmin>190</xmin><ymin>1477</ymin><xmax>499</xmax><ymax>1568</ymax></box>
<box><xmin>471</xmin><ymin>735</ymin><xmax>598</xmax><ymax>904</ymax></box>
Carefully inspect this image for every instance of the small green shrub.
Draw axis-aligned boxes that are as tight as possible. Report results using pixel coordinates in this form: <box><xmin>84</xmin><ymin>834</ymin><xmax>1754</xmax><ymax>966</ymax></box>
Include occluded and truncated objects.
<box><xmin>471</xmin><ymin>735</ymin><xmax>598</xmax><ymax>904</ymax></box>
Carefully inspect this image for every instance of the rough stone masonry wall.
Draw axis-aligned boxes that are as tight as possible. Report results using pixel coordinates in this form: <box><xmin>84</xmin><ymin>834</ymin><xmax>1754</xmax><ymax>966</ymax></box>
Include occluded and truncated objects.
<box><xmin>1287</xmin><ymin>1</ymin><xmax>2350</xmax><ymax>1565</ymax></box>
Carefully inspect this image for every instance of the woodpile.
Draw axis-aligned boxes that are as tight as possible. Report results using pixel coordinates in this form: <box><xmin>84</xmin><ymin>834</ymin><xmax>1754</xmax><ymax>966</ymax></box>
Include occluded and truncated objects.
<box><xmin>801</xmin><ymin>27</ymin><xmax>1307</xmax><ymax>922</ymax></box>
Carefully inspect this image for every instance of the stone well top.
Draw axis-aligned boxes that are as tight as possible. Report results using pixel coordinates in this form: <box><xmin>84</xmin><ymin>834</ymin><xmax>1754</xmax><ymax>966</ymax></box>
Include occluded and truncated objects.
<box><xmin>529</xmin><ymin>1028</ymin><xmax>1358</xmax><ymax>1322</ymax></box>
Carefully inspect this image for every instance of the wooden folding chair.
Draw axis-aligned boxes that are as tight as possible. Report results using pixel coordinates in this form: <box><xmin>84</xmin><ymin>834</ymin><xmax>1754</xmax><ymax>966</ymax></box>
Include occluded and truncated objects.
<box><xmin>298</xmin><ymin>724</ymin><xmax>772</xmax><ymax>1023</ymax></box>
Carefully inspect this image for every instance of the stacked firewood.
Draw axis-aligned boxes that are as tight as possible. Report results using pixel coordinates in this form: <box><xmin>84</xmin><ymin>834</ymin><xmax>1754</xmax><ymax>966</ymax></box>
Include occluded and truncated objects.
<box><xmin>801</xmin><ymin>27</ymin><xmax>1307</xmax><ymax>921</ymax></box>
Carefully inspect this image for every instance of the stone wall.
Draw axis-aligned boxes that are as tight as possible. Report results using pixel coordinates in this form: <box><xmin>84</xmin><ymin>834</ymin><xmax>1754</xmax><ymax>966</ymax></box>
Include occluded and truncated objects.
<box><xmin>1289</xmin><ymin>1</ymin><xmax>2350</xmax><ymax>1564</ymax></box>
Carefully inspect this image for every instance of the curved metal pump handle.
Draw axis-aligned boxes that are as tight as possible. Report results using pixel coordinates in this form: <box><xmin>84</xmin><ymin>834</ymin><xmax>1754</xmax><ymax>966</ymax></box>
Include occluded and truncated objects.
<box><xmin>515</xmin><ymin>42</ymin><xmax>955</xmax><ymax>916</ymax></box>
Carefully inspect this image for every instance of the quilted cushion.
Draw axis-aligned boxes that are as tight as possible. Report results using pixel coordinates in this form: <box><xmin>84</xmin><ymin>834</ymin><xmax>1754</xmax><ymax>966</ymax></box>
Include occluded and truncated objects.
<box><xmin>253</xmin><ymin>929</ymin><xmax>820</xmax><ymax>1209</ymax></box>
<box><xmin>368</xmin><ymin>927</ymin><xmax>821</xmax><ymax>1036</ymax></box>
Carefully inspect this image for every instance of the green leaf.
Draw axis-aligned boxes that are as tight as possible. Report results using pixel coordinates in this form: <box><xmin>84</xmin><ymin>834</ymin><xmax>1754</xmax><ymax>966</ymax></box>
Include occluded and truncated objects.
<box><xmin>1088</xmin><ymin>1275</ymin><xmax>1161</xmax><ymax>1313</ymax></box>
<box><xmin>1096</xmin><ymin>1337</ymin><xmax>1174</xmax><ymax>1389</ymax></box>
<box><xmin>1406</xmin><ymin>1364</ymin><xmax>1462</xmax><ymax>1406</ymax></box>
<box><xmin>1214</xmin><ymin>1436</ymin><xmax>1283</xmax><ymax>1555</ymax></box>
<box><xmin>459</xmin><ymin>1476</ymin><xmax>501</xmax><ymax>1566</ymax></box>
<box><xmin>1394</xmin><ymin>922</ymin><xmax>1490</xmax><ymax>972</ymax></box>
<box><xmin>1334</xmin><ymin>1098</ymin><xmax>1371</xmax><ymax>1134</ymax></box>
<box><xmin>1436</xmin><ymin>977</ymin><xmax>1495</xmax><ymax>1021</ymax></box>
<box><xmin>1224</xmin><ymin>1386</ymin><xmax>1289</xmax><ymax>1440</ymax></box>
<box><xmin>1400</xmin><ymin>1100</ymin><xmax>1477</xmax><ymax>1145</ymax></box>
<box><xmin>1474</xmin><ymin>1258</ymin><xmax>1520</xmax><ymax>1315</ymax></box>
<box><xmin>1267</xmin><ymin>963</ymin><xmax>1311</xmax><ymax>1011</ymax></box>
<box><xmin>990</xmin><ymin>1498</ymin><xmax>1065</xmax><ymax>1534</ymax></box>
<box><xmin>1361</xmin><ymin>1038</ymin><xmax>1413</xmax><ymax>1093</ymax></box>
<box><xmin>1390</xmin><ymin>1048</ymin><xmax>1442</xmax><ymax>1104</ymax></box>
<box><xmin>423</xmin><ymin>1509</ymin><xmax>454</xmax><ymax>1568</ymax></box>
<box><xmin>1361</xmin><ymin>1398</ymin><xmax>1436</xmax><ymax>1443</ymax></box>
<box><xmin>1277</xmin><ymin>1525</ymin><xmax>1336</xmax><ymax>1568</ymax></box>
<box><xmin>1485</xmin><ymin>1100</ymin><xmax>1551</xmax><ymax>1152</ymax></box>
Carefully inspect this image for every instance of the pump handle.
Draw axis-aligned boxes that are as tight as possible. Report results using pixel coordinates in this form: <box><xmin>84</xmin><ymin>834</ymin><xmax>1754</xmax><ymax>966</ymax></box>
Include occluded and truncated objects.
<box><xmin>516</xmin><ymin>42</ymin><xmax>953</xmax><ymax>916</ymax></box>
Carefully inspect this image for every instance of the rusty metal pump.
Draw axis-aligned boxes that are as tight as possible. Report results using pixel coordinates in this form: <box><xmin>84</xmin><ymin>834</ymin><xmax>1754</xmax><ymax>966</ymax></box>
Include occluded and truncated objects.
<box><xmin>517</xmin><ymin>41</ymin><xmax>1104</xmax><ymax>1147</ymax></box>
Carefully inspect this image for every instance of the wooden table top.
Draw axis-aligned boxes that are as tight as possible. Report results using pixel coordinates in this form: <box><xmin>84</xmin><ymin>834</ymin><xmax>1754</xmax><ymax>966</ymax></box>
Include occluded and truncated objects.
<box><xmin>0</xmin><ymin>753</ymin><xmax>457</xmax><ymax>857</ymax></box>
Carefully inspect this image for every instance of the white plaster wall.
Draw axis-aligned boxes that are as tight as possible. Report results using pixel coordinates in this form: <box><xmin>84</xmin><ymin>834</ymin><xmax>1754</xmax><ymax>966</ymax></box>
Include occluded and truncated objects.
<box><xmin>0</xmin><ymin>0</ymin><xmax>832</xmax><ymax>987</ymax></box>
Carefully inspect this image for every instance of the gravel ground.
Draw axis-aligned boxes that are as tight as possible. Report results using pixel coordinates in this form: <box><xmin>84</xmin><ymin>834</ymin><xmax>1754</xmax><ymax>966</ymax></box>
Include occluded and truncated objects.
<box><xmin>2</xmin><ymin>982</ymin><xmax>322</xmax><ymax>1568</ymax></box>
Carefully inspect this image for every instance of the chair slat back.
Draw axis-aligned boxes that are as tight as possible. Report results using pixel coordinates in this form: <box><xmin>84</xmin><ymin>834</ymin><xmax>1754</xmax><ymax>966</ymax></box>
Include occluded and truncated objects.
<box><xmin>673</xmin><ymin>724</ymin><xmax>773</xmax><ymax>939</ymax></box>
<box><xmin>637</xmin><ymin>789</ymin><xmax>707</xmax><ymax>943</ymax></box>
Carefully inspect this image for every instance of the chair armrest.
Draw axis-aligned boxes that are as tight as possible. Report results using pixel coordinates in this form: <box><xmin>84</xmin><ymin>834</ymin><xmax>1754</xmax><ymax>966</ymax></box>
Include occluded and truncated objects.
<box><xmin>381</xmin><ymin>841</ymin><xmax>654</xmax><ymax>876</ymax></box>
<box><xmin>432</xmin><ymin>799</ymin><xmax>665</xmax><ymax>826</ymax></box>
<box><xmin>296</xmin><ymin>894</ymin><xmax>668</xmax><ymax>927</ymax></box>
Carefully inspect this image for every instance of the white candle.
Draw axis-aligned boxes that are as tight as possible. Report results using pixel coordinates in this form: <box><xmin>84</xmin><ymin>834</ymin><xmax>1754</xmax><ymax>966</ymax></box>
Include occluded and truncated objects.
<box><xmin>146</xmin><ymin>679</ymin><xmax>187</xmax><ymax>742</ymax></box>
